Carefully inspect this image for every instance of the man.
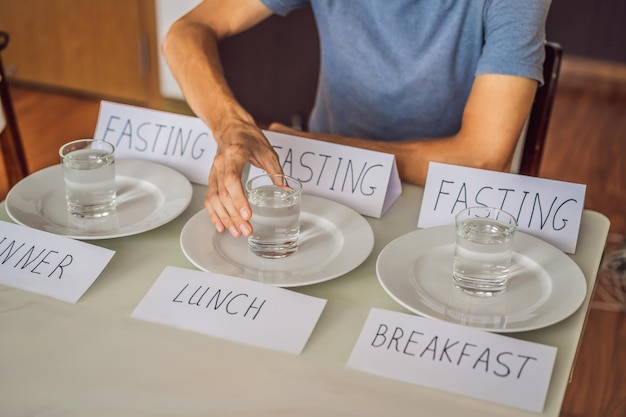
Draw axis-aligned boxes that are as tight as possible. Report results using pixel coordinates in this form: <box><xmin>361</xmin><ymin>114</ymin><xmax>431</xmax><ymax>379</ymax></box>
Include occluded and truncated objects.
<box><xmin>163</xmin><ymin>0</ymin><xmax>551</xmax><ymax>238</ymax></box>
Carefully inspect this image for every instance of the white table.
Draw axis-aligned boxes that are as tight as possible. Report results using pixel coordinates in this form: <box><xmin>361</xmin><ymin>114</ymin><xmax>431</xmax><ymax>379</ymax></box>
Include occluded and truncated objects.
<box><xmin>0</xmin><ymin>183</ymin><xmax>610</xmax><ymax>417</ymax></box>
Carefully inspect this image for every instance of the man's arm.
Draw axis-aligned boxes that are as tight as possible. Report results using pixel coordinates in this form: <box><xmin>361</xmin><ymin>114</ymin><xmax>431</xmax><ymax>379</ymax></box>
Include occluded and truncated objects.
<box><xmin>163</xmin><ymin>0</ymin><xmax>538</xmax><ymax>239</ymax></box>
<box><xmin>270</xmin><ymin>73</ymin><xmax>538</xmax><ymax>185</ymax></box>
<box><xmin>162</xmin><ymin>0</ymin><xmax>283</xmax><ymax>238</ymax></box>
<box><xmin>162</xmin><ymin>0</ymin><xmax>270</xmax><ymax>133</ymax></box>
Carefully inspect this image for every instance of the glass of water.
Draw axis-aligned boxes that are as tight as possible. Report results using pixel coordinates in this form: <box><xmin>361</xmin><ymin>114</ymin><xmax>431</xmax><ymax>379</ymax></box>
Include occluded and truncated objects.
<box><xmin>245</xmin><ymin>173</ymin><xmax>303</xmax><ymax>258</ymax></box>
<box><xmin>452</xmin><ymin>207</ymin><xmax>517</xmax><ymax>296</ymax></box>
<box><xmin>59</xmin><ymin>139</ymin><xmax>116</xmax><ymax>218</ymax></box>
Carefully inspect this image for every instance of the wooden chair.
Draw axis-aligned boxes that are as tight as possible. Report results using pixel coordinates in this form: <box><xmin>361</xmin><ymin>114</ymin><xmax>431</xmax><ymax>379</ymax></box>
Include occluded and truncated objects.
<box><xmin>516</xmin><ymin>42</ymin><xmax>563</xmax><ymax>176</ymax></box>
<box><xmin>0</xmin><ymin>31</ymin><xmax>29</xmax><ymax>188</ymax></box>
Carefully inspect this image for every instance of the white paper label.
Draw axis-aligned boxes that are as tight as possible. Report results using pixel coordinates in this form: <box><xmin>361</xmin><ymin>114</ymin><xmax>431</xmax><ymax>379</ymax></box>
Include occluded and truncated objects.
<box><xmin>249</xmin><ymin>130</ymin><xmax>402</xmax><ymax>218</ymax></box>
<box><xmin>348</xmin><ymin>308</ymin><xmax>557</xmax><ymax>412</ymax></box>
<box><xmin>0</xmin><ymin>221</ymin><xmax>115</xmax><ymax>303</ymax></box>
<box><xmin>132</xmin><ymin>266</ymin><xmax>327</xmax><ymax>354</ymax></box>
<box><xmin>93</xmin><ymin>101</ymin><xmax>216</xmax><ymax>185</ymax></box>
<box><xmin>418</xmin><ymin>162</ymin><xmax>586</xmax><ymax>253</ymax></box>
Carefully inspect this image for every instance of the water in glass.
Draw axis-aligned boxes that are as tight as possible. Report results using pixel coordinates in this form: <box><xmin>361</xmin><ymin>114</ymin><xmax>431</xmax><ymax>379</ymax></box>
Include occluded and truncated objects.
<box><xmin>453</xmin><ymin>212</ymin><xmax>516</xmax><ymax>296</ymax></box>
<box><xmin>248</xmin><ymin>184</ymin><xmax>301</xmax><ymax>258</ymax></box>
<box><xmin>62</xmin><ymin>148</ymin><xmax>116</xmax><ymax>218</ymax></box>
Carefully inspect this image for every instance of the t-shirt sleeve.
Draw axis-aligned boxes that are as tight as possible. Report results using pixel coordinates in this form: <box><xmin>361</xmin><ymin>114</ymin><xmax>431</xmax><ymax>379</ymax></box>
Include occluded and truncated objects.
<box><xmin>259</xmin><ymin>0</ymin><xmax>310</xmax><ymax>16</ymax></box>
<box><xmin>476</xmin><ymin>0</ymin><xmax>551</xmax><ymax>85</ymax></box>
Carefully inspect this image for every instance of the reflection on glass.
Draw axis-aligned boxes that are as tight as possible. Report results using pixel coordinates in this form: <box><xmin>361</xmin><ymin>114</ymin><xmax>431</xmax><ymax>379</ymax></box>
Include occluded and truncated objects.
<box><xmin>410</xmin><ymin>256</ymin><xmax>509</xmax><ymax>331</ymax></box>
<box><xmin>65</xmin><ymin>209</ymin><xmax>120</xmax><ymax>236</ymax></box>
<box><xmin>443</xmin><ymin>289</ymin><xmax>509</xmax><ymax>330</ymax></box>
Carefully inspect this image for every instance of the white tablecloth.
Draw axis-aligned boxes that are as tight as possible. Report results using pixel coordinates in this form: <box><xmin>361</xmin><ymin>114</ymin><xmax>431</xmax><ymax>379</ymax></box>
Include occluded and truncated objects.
<box><xmin>0</xmin><ymin>183</ymin><xmax>610</xmax><ymax>417</ymax></box>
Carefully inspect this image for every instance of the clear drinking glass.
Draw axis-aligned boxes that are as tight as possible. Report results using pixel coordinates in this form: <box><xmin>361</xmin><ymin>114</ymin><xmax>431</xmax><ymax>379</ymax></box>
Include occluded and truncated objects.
<box><xmin>245</xmin><ymin>174</ymin><xmax>302</xmax><ymax>258</ymax></box>
<box><xmin>59</xmin><ymin>139</ymin><xmax>116</xmax><ymax>218</ymax></box>
<box><xmin>452</xmin><ymin>207</ymin><xmax>517</xmax><ymax>296</ymax></box>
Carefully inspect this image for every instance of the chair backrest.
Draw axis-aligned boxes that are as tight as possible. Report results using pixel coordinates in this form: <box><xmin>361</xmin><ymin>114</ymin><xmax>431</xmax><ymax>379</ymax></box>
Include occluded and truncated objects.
<box><xmin>516</xmin><ymin>42</ymin><xmax>563</xmax><ymax>177</ymax></box>
<box><xmin>0</xmin><ymin>31</ymin><xmax>29</xmax><ymax>189</ymax></box>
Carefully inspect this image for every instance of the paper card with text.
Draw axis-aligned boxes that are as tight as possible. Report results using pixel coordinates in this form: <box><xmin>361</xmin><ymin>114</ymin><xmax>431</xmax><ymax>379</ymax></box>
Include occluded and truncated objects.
<box><xmin>0</xmin><ymin>221</ymin><xmax>115</xmax><ymax>303</ymax></box>
<box><xmin>131</xmin><ymin>266</ymin><xmax>327</xmax><ymax>354</ymax></box>
<box><xmin>348</xmin><ymin>308</ymin><xmax>557</xmax><ymax>413</ymax></box>
<box><xmin>248</xmin><ymin>130</ymin><xmax>402</xmax><ymax>218</ymax></box>
<box><xmin>93</xmin><ymin>101</ymin><xmax>216</xmax><ymax>185</ymax></box>
<box><xmin>417</xmin><ymin>162</ymin><xmax>586</xmax><ymax>253</ymax></box>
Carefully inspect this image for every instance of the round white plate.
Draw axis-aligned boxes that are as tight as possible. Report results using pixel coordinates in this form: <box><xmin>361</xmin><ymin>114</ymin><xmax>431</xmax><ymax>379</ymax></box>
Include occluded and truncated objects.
<box><xmin>376</xmin><ymin>225</ymin><xmax>587</xmax><ymax>333</ymax></box>
<box><xmin>180</xmin><ymin>195</ymin><xmax>374</xmax><ymax>287</ymax></box>
<box><xmin>6</xmin><ymin>159</ymin><xmax>193</xmax><ymax>239</ymax></box>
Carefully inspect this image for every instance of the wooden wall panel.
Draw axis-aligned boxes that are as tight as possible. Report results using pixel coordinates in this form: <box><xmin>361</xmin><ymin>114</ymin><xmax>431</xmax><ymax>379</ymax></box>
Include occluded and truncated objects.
<box><xmin>547</xmin><ymin>0</ymin><xmax>626</xmax><ymax>64</ymax></box>
<box><xmin>0</xmin><ymin>0</ymin><xmax>159</xmax><ymax>104</ymax></box>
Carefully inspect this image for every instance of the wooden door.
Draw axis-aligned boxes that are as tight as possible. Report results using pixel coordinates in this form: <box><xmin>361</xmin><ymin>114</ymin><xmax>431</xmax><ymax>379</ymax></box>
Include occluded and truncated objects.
<box><xmin>0</xmin><ymin>0</ymin><xmax>160</xmax><ymax>105</ymax></box>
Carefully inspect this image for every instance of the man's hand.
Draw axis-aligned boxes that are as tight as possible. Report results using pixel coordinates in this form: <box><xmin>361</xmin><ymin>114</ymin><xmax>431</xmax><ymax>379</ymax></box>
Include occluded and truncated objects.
<box><xmin>205</xmin><ymin>121</ymin><xmax>283</xmax><ymax>237</ymax></box>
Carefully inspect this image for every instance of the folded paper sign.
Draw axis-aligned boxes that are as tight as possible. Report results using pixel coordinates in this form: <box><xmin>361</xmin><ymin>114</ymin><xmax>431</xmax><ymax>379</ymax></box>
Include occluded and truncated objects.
<box><xmin>93</xmin><ymin>101</ymin><xmax>402</xmax><ymax>218</ymax></box>
<box><xmin>248</xmin><ymin>131</ymin><xmax>401</xmax><ymax>218</ymax></box>
<box><xmin>418</xmin><ymin>162</ymin><xmax>586</xmax><ymax>253</ymax></box>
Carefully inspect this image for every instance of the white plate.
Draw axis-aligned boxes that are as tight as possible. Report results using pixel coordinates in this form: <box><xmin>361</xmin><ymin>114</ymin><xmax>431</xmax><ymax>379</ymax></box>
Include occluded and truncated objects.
<box><xmin>376</xmin><ymin>225</ymin><xmax>587</xmax><ymax>333</ymax></box>
<box><xmin>6</xmin><ymin>159</ymin><xmax>193</xmax><ymax>239</ymax></box>
<box><xmin>180</xmin><ymin>195</ymin><xmax>374</xmax><ymax>287</ymax></box>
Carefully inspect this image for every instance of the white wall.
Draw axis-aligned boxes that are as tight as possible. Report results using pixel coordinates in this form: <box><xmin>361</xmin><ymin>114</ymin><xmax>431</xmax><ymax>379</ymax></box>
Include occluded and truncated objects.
<box><xmin>154</xmin><ymin>0</ymin><xmax>202</xmax><ymax>100</ymax></box>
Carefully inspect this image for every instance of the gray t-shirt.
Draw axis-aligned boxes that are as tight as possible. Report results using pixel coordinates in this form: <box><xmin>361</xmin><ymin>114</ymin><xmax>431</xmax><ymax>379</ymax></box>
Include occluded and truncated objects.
<box><xmin>259</xmin><ymin>0</ymin><xmax>551</xmax><ymax>141</ymax></box>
